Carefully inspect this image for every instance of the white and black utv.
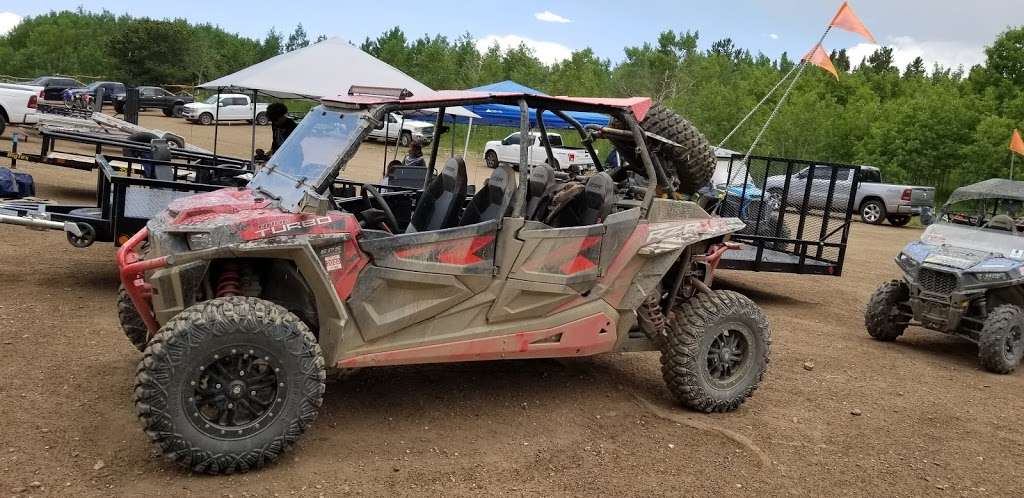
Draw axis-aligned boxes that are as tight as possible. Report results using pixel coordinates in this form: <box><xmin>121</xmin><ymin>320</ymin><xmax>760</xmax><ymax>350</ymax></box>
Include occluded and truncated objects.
<box><xmin>866</xmin><ymin>179</ymin><xmax>1024</xmax><ymax>373</ymax></box>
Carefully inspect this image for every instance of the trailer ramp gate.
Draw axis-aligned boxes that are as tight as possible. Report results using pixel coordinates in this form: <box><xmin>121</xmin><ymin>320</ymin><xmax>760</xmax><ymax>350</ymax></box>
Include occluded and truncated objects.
<box><xmin>715</xmin><ymin>154</ymin><xmax>860</xmax><ymax>276</ymax></box>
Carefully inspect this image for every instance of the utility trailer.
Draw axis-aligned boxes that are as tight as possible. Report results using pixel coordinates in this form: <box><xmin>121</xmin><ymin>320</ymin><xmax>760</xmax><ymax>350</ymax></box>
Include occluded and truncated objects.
<box><xmin>712</xmin><ymin>154</ymin><xmax>861</xmax><ymax>276</ymax></box>
<box><xmin>0</xmin><ymin>128</ymin><xmax>244</xmax><ymax>173</ymax></box>
<box><xmin>0</xmin><ymin>154</ymin><xmax>251</xmax><ymax>247</ymax></box>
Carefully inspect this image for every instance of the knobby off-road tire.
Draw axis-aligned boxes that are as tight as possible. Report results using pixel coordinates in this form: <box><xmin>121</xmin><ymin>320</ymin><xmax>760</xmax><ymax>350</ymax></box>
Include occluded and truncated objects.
<box><xmin>661</xmin><ymin>290</ymin><xmax>770</xmax><ymax>412</ymax></box>
<box><xmin>134</xmin><ymin>296</ymin><xmax>325</xmax><ymax>474</ymax></box>
<box><xmin>864</xmin><ymin>280</ymin><xmax>910</xmax><ymax>341</ymax></box>
<box><xmin>978</xmin><ymin>304</ymin><xmax>1024</xmax><ymax>374</ymax></box>
<box><xmin>118</xmin><ymin>285</ymin><xmax>149</xmax><ymax>352</ymax></box>
<box><xmin>608</xmin><ymin>102</ymin><xmax>716</xmax><ymax>195</ymax></box>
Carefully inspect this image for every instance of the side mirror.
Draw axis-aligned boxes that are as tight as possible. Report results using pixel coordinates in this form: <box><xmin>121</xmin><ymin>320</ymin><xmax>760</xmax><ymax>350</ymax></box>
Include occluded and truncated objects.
<box><xmin>796</xmin><ymin>172</ymin><xmax>807</xmax><ymax>179</ymax></box>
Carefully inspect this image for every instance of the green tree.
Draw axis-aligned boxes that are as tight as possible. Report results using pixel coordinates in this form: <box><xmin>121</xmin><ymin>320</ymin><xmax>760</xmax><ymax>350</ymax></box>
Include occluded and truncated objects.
<box><xmin>904</xmin><ymin>57</ymin><xmax>926</xmax><ymax>78</ymax></box>
<box><xmin>984</xmin><ymin>27</ymin><xmax>1024</xmax><ymax>86</ymax></box>
<box><xmin>285</xmin><ymin>23</ymin><xmax>309</xmax><ymax>52</ymax></box>
<box><xmin>260</xmin><ymin>29</ymin><xmax>283</xmax><ymax>60</ymax></box>
<box><xmin>107</xmin><ymin>19</ymin><xmax>192</xmax><ymax>85</ymax></box>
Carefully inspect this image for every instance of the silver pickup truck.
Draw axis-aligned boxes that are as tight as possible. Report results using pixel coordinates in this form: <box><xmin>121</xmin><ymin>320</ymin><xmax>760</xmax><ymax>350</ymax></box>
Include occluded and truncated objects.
<box><xmin>765</xmin><ymin>165</ymin><xmax>935</xmax><ymax>226</ymax></box>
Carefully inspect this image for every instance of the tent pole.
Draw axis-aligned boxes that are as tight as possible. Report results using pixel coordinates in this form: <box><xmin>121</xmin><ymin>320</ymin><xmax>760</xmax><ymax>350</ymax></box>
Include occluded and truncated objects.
<box><xmin>463</xmin><ymin>117</ymin><xmax>473</xmax><ymax>158</ymax></box>
<box><xmin>381</xmin><ymin>113</ymin><xmax>391</xmax><ymax>178</ymax></box>
<box><xmin>393</xmin><ymin>115</ymin><xmax>405</xmax><ymax>162</ymax></box>
<box><xmin>213</xmin><ymin>89</ymin><xmax>221</xmax><ymax>164</ymax></box>
<box><xmin>1012</xmin><ymin>153</ymin><xmax>1016</xmax><ymax>181</ymax></box>
<box><xmin>250</xmin><ymin>89</ymin><xmax>257</xmax><ymax>168</ymax></box>
<box><xmin>450</xmin><ymin>115</ymin><xmax>455</xmax><ymax>158</ymax></box>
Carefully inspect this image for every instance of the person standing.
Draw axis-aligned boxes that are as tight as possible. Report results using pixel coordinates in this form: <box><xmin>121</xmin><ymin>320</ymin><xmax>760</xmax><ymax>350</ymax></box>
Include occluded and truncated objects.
<box><xmin>267</xmin><ymin>102</ymin><xmax>297</xmax><ymax>155</ymax></box>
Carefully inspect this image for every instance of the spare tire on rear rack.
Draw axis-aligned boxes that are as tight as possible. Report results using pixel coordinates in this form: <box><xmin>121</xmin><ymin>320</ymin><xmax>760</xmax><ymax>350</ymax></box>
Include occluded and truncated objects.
<box><xmin>607</xmin><ymin>102</ymin><xmax>716</xmax><ymax>195</ymax></box>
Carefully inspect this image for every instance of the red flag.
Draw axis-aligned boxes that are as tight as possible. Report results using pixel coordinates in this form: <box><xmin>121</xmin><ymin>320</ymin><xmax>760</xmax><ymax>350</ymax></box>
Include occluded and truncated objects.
<box><xmin>803</xmin><ymin>44</ymin><xmax>839</xmax><ymax>79</ymax></box>
<box><xmin>830</xmin><ymin>2</ymin><xmax>876</xmax><ymax>44</ymax></box>
<box><xmin>1011</xmin><ymin>129</ymin><xmax>1024</xmax><ymax>157</ymax></box>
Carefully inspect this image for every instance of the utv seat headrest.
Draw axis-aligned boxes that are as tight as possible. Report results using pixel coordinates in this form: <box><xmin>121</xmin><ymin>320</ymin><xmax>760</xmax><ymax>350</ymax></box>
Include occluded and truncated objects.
<box><xmin>459</xmin><ymin>164</ymin><xmax>516</xmax><ymax>226</ymax></box>
<box><xmin>405</xmin><ymin>156</ymin><xmax>467</xmax><ymax>233</ymax></box>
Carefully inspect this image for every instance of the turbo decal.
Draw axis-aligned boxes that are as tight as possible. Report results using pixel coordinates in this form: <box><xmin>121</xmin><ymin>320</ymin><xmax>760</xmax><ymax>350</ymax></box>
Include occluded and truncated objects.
<box><xmin>252</xmin><ymin>216</ymin><xmax>334</xmax><ymax>238</ymax></box>
<box><xmin>240</xmin><ymin>214</ymin><xmax>354</xmax><ymax>241</ymax></box>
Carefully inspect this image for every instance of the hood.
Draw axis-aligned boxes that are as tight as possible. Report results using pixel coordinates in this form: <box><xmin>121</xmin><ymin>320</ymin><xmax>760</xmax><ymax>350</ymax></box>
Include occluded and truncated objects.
<box><xmin>165</xmin><ymin>188</ymin><xmax>273</xmax><ymax>227</ymax></box>
<box><xmin>153</xmin><ymin>187</ymin><xmax>360</xmax><ymax>245</ymax></box>
<box><xmin>404</xmin><ymin>119</ymin><xmax>434</xmax><ymax>130</ymax></box>
<box><xmin>902</xmin><ymin>222</ymin><xmax>1024</xmax><ymax>271</ymax></box>
<box><xmin>0</xmin><ymin>83</ymin><xmax>43</xmax><ymax>94</ymax></box>
<box><xmin>725</xmin><ymin>183</ymin><xmax>763</xmax><ymax>198</ymax></box>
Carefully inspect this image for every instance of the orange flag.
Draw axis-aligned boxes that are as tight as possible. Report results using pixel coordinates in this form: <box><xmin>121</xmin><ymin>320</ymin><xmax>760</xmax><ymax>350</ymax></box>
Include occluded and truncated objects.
<box><xmin>830</xmin><ymin>1</ymin><xmax>876</xmax><ymax>44</ymax></box>
<box><xmin>803</xmin><ymin>44</ymin><xmax>839</xmax><ymax>79</ymax></box>
<box><xmin>1011</xmin><ymin>129</ymin><xmax>1024</xmax><ymax>157</ymax></box>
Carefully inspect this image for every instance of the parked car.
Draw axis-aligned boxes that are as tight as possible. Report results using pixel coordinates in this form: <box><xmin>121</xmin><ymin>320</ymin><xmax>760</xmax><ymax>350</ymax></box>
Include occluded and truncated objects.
<box><xmin>68</xmin><ymin>81</ymin><xmax>126</xmax><ymax>104</ymax></box>
<box><xmin>484</xmin><ymin>131</ymin><xmax>594</xmax><ymax>172</ymax></box>
<box><xmin>0</xmin><ymin>83</ymin><xmax>41</xmax><ymax>135</ymax></box>
<box><xmin>181</xmin><ymin>94</ymin><xmax>269</xmax><ymax>125</ymax></box>
<box><xmin>866</xmin><ymin>178</ymin><xmax>1024</xmax><ymax>373</ymax></box>
<box><xmin>26</xmin><ymin>76</ymin><xmax>85</xmax><ymax>101</ymax></box>
<box><xmin>113</xmin><ymin>86</ymin><xmax>194</xmax><ymax>117</ymax></box>
<box><xmin>765</xmin><ymin>165</ymin><xmax>935</xmax><ymax>226</ymax></box>
<box><xmin>365</xmin><ymin>112</ymin><xmax>434</xmax><ymax>146</ymax></box>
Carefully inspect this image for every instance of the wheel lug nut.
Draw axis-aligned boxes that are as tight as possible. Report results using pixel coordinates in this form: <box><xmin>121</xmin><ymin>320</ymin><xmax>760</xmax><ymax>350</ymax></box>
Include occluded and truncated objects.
<box><xmin>216</xmin><ymin>383</ymin><xmax>222</xmax><ymax>389</ymax></box>
<box><xmin>227</xmin><ymin>403</ymin><xmax>234</xmax><ymax>409</ymax></box>
<box><xmin>240</xmin><ymin>371</ymin><xmax>245</xmax><ymax>376</ymax></box>
<box><xmin>251</xmin><ymin>391</ymin><xmax>257</xmax><ymax>396</ymax></box>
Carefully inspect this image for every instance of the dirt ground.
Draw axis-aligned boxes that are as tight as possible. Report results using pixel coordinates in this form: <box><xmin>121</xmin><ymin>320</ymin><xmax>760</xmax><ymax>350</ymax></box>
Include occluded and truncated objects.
<box><xmin>1</xmin><ymin>114</ymin><xmax>1023</xmax><ymax>497</ymax></box>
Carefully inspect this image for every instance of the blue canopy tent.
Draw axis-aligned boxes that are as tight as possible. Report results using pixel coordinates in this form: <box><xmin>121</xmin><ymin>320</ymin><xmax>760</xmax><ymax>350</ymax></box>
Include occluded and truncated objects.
<box><xmin>456</xmin><ymin>80</ymin><xmax>611</xmax><ymax>156</ymax></box>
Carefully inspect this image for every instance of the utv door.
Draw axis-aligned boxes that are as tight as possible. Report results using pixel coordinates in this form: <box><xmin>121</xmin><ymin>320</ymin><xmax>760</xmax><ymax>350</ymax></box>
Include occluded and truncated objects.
<box><xmin>488</xmin><ymin>210</ymin><xmax>640</xmax><ymax>322</ymax></box>
<box><xmin>347</xmin><ymin>221</ymin><xmax>499</xmax><ymax>340</ymax></box>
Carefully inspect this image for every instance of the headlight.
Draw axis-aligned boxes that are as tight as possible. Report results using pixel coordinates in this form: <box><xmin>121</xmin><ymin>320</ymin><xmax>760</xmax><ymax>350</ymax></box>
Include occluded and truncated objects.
<box><xmin>897</xmin><ymin>252</ymin><xmax>919</xmax><ymax>271</ymax></box>
<box><xmin>186</xmin><ymin>232</ymin><xmax>213</xmax><ymax>250</ymax></box>
<box><xmin>974</xmin><ymin>272</ymin><xmax>1008</xmax><ymax>283</ymax></box>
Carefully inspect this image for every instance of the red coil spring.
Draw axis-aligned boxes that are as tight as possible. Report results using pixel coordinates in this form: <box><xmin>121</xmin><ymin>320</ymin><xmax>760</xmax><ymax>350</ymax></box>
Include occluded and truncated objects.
<box><xmin>215</xmin><ymin>262</ymin><xmax>242</xmax><ymax>297</ymax></box>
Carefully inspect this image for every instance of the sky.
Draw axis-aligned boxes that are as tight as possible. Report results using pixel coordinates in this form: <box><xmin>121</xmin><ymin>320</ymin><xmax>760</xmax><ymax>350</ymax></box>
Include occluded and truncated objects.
<box><xmin>2</xmin><ymin>1</ymin><xmax>1022</xmax><ymax>72</ymax></box>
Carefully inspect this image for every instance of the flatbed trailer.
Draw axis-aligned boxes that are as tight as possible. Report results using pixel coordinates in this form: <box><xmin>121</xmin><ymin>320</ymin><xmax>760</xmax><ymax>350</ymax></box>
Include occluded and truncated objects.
<box><xmin>0</xmin><ymin>154</ymin><xmax>251</xmax><ymax>247</ymax></box>
<box><xmin>0</xmin><ymin>128</ymin><xmax>250</xmax><ymax>173</ymax></box>
<box><xmin>715</xmin><ymin>154</ymin><xmax>861</xmax><ymax>276</ymax></box>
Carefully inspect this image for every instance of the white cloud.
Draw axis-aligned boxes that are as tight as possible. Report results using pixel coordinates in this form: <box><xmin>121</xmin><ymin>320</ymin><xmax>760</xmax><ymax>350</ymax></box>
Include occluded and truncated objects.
<box><xmin>476</xmin><ymin>34</ymin><xmax>573</xmax><ymax>65</ymax></box>
<box><xmin>769</xmin><ymin>33</ymin><xmax>779</xmax><ymax>40</ymax></box>
<box><xmin>846</xmin><ymin>36</ymin><xmax>985</xmax><ymax>73</ymax></box>
<box><xmin>0</xmin><ymin>11</ymin><xmax>22</xmax><ymax>36</ymax></box>
<box><xmin>534</xmin><ymin>10</ymin><xmax>571</xmax><ymax>23</ymax></box>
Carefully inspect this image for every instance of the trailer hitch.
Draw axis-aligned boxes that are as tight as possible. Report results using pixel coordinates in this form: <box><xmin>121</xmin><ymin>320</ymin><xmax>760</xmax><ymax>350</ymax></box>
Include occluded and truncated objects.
<box><xmin>0</xmin><ymin>209</ymin><xmax>95</xmax><ymax>247</ymax></box>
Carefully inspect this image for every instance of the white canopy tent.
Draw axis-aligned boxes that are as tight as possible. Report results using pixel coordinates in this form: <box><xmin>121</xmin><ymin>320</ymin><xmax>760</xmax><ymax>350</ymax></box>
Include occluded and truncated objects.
<box><xmin>199</xmin><ymin>37</ymin><xmax>476</xmax><ymax>117</ymax></box>
<box><xmin>197</xmin><ymin>37</ymin><xmax>475</xmax><ymax>166</ymax></box>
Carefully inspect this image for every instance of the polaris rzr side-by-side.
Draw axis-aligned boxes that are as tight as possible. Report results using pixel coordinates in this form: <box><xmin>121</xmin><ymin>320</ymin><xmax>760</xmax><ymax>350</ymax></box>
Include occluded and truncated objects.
<box><xmin>118</xmin><ymin>88</ymin><xmax>771</xmax><ymax>474</ymax></box>
<box><xmin>866</xmin><ymin>179</ymin><xmax>1024</xmax><ymax>373</ymax></box>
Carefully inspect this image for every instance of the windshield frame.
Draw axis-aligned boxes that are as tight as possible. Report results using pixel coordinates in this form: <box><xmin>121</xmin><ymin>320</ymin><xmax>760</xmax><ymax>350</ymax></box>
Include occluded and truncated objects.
<box><xmin>247</xmin><ymin>104</ymin><xmax>375</xmax><ymax>212</ymax></box>
<box><xmin>940</xmin><ymin>196</ymin><xmax>1024</xmax><ymax>231</ymax></box>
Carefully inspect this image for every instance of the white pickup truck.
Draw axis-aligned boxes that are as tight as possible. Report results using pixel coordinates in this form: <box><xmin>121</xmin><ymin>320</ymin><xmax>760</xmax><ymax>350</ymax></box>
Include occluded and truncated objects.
<box><xmin>0</xmin><ymin>83</ymin><xmax>42</xmax><ymax>136</ymax></box>
<box><xmin>484</xmin><ymin>131</ymin><xmax>594</xmax><ymax>171</ymax></box>
<box><xmin>181</xmin><ymin>94</ymin><xmax>270</xmax><ymax>126</ymax></box>
<box><xmin>366</xmin><ymin>112</ymin><xmax>434</xmax><ymax>146</ymax></box>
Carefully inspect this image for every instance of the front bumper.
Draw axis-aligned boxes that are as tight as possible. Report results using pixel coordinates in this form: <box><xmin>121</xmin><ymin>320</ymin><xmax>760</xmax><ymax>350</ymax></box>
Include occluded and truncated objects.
<box><xmin>117</xmin><ymin>228</ymin><xmax>169</xmax><ymax>334</ymax></box>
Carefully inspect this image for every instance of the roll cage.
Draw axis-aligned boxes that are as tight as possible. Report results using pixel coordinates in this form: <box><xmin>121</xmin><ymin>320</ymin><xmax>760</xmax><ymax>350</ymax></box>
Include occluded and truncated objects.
<box><xmin>303</xmin><ymin>89</ymin><xmax>670</xmax><ymax>219</ymax></box>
